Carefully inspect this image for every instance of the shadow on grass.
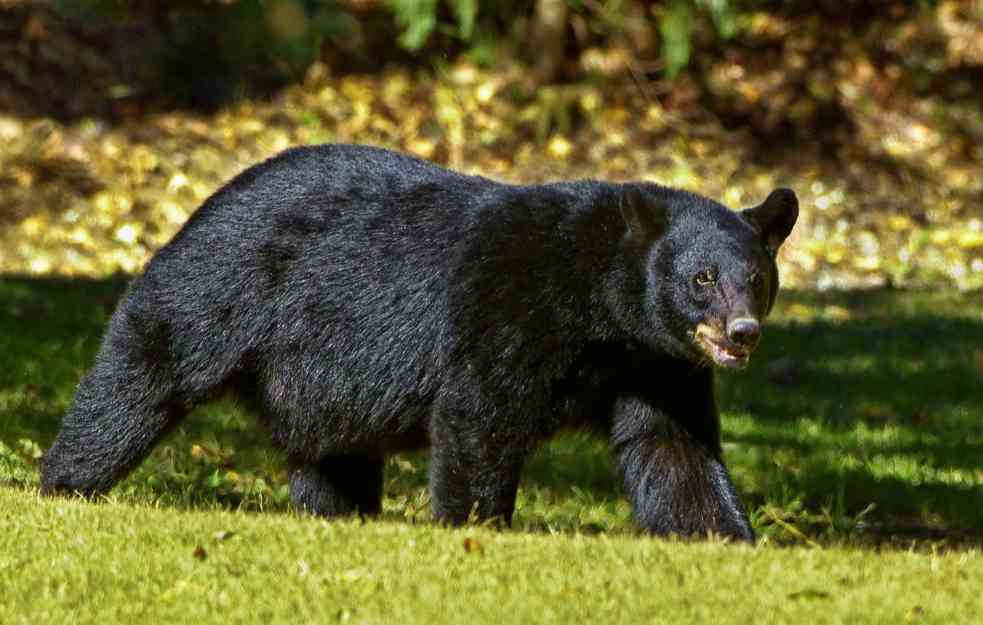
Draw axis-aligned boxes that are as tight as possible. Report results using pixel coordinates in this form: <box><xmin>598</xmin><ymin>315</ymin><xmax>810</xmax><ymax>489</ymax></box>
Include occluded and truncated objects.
<box><xmin>1</xmin><ymin>275</ymin><xmax>980</xmax><ymax>544</ymax></box>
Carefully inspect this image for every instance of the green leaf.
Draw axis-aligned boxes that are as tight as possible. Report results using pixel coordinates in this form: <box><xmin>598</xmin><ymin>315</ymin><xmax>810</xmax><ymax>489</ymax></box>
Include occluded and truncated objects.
<box><xmin>387</xmin><ymin>0</ymin><xmax>439</xmax><ymax>51</ymax></box>
<box><xmin>697</xmin><ymin>0</ymin><xmax>736</xmax><ymax>39</ymax></box>
<box><xmin>450</xmin><ymin>0</ymin><xmax>478</xmax><ymax>40</ymax></box>
<box><xmin>660</xmin><ymin>0</ymin><xmax>694</xmax><ymax>79</ymax></box>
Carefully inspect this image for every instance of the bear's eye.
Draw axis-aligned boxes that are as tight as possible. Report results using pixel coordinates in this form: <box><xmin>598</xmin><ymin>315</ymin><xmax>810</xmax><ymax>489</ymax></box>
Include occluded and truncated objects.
<box><xmin>748</xmin><ymin>272</ymin><xmax>763</xmax><ymax>289</ymax></box>
<box><xmin>694</xmin><ymin>269</ymin><xmax>717</xmax><ymax>287</ymax></box>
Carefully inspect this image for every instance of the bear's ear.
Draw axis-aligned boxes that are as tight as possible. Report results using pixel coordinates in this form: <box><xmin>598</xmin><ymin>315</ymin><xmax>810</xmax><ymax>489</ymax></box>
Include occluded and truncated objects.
<box><xmin>742</xmin><ymin>188</ymin><xmax>798</xmax><ymax>256</ymax></box>
<box><xmin>620</xmin><ymin>184</ymin><xmax>668</xmax><ymax>244</ymax></box>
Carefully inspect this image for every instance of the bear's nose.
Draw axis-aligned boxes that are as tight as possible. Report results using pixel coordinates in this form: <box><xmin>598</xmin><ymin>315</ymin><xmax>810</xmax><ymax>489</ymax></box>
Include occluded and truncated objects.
<box><xmin>727</xmin><ymin>317</ymin><xmax>760</xmax><ymax>348</ymax></box>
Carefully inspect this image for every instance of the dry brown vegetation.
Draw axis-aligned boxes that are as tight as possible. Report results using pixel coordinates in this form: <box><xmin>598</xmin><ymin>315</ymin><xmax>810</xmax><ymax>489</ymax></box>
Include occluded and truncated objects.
<box><xmin>0</xmin><ymin>1</ymin><xmax>980</xmax><ymax>290</ymax></box>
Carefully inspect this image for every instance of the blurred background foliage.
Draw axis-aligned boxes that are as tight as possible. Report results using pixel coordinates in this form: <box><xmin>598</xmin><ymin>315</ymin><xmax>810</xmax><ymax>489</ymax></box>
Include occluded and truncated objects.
<box><xmin>0</xmin><ymin>0</ymin><xmax>980</xmax><ymax>289</ymax></box>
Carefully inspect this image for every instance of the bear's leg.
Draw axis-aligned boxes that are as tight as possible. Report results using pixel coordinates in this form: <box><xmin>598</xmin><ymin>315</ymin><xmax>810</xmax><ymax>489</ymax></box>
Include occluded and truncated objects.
<box><xmin>289</xmin><ymin>455</ymin><xmax>384</xmax><ymax>517</ymax></box>
<box><xmin>611</xmin><ymin>390</ymin><xmax>755</xmax><ymax>543</ymax></box>
<box><xmin>428</xmin><ymin>414</ymin><xmax>525</xmax><ymax>526</ymax></box>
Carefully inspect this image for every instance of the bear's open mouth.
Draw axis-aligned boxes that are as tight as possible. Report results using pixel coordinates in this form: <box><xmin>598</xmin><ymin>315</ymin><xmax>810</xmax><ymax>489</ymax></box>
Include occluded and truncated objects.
<box><xmin>693</xmin><ymin>324</ymin><xmax>751</xmax><ymax>369</ymax></box>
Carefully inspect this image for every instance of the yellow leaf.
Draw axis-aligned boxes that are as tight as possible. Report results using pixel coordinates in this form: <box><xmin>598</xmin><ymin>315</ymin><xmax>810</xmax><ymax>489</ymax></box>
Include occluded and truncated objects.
<box><xmin>957</xmin><ymin>231</ymin><xmax>983</xmax><ymax>249</ymax></box>
<box><xmin>114</xmin><ymin>223</ymin><xmax>141</xmax><ymax>245</ymax></box>
<box><xmin>547</xmin><ymin>136</ymin><xmax>573</xmax><ymax>160</ymax></box>
<box><xmin>407</xmin><ymin>139</ymin><xmax>436</xmax><ymax>159</ymax></box>
<box><xmin>888</xmin><ymin>215</ymin><xmax>912</xmax><ymax>231</ymax></box>
<box><xmin>475</xmin><ymin>81</ymin><xmax>497</xmax><ymax>104</ymax></box>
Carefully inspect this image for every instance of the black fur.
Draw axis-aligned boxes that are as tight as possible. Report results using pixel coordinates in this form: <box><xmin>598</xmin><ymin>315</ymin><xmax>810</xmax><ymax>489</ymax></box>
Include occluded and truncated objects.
<box><xmin>41</xmin><ymin>144</ymin><xmax>797</xmax><ymax>542</ymax></box>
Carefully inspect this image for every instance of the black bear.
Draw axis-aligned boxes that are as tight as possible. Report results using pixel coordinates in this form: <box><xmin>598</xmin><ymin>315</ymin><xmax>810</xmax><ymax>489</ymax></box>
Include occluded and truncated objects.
<box><xmin>41</xmin><ymin>144</ymin><xmax>797</xmax><ymax>542</ymax></box>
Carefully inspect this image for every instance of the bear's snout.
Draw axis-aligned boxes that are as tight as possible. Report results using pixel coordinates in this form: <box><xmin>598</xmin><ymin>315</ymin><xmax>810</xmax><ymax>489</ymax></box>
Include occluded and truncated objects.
<box><xmin>726</xmin><ymin>317</ymin><xmax>761</xmax><ymax>349</ymax></box>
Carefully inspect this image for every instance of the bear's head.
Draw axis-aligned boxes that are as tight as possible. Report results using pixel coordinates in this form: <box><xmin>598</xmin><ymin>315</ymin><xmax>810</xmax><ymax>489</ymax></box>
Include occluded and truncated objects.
<box><xmin>614</xmin><ymin>183</ymin><xmax>798</xmax><ymax>368</ymax></box>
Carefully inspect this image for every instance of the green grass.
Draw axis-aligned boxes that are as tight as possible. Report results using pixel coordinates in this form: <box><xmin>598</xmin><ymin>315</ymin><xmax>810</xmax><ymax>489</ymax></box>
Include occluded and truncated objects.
<box><xmin>1</xmin><ymin>276</ymin><xmax>981</xmax><ymax>623</ymax></box>
<box><xmin>2</xmin><ymin>489</ymin><xmax>981</xmax><ymax>625</ymax></box>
